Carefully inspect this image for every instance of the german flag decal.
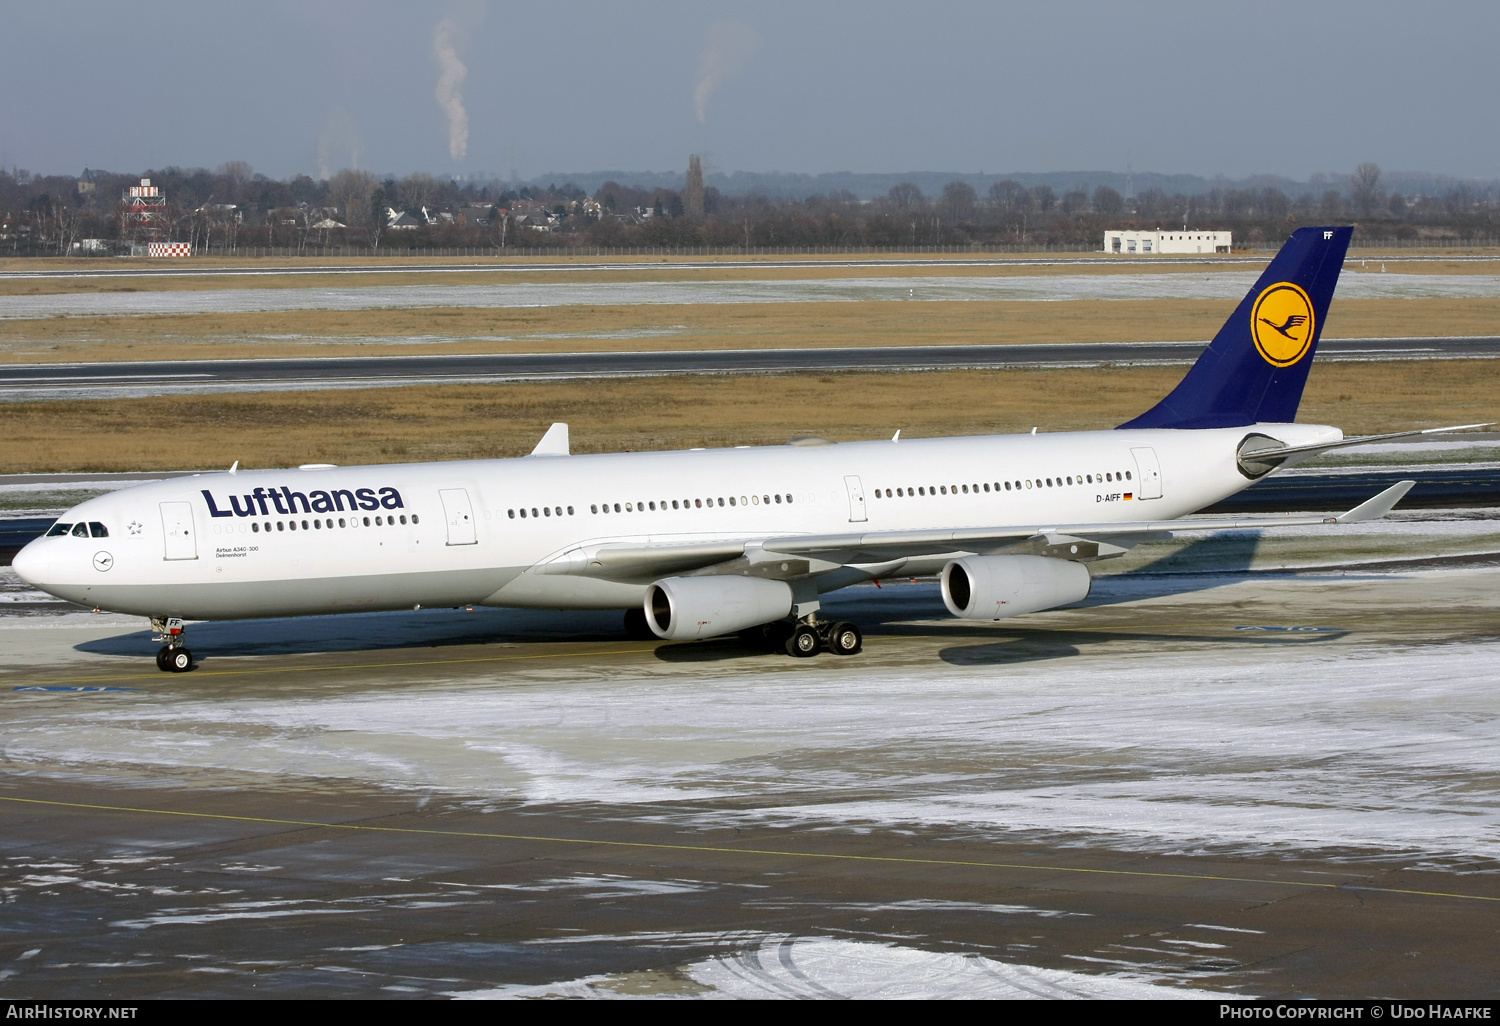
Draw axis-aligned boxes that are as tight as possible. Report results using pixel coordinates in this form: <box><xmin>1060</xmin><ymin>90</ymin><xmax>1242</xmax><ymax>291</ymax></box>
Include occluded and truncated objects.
<box><xmin>1124</xmin><ymin>493</ymin><xmax>1134</xmax><ymax>500</ymax></box>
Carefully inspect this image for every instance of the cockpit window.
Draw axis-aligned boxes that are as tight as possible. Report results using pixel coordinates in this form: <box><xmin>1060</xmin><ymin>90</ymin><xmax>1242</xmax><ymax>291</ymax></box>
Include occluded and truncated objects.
<box><xmin>47</xmin><ymin>523</ymin><xmax>72</xmax><ymax>537</ymax></box>
<box><xmin>71</xmin><ymin>523</ymin><xmax>89</xmax><ymax>537</ymax></box>
<box><xmin>89</xmin><ymin>522</ymin><xmax>108</xmax><ymax>538</ymax></box>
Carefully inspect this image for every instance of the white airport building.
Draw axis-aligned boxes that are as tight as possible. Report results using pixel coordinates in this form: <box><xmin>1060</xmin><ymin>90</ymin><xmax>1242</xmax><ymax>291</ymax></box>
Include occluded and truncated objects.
<box><xmin>1104</xmin><ymin>229</ymin><xmax>1231</xmax><ymax>255</ymax></box>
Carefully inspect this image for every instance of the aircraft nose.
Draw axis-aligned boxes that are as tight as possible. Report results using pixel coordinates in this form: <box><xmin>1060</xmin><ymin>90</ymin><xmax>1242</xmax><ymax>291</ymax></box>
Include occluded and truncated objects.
<box><xmin>10</xmin><ymin>538</ymin><xmax>49</xmax><ymax>587</ymax></box>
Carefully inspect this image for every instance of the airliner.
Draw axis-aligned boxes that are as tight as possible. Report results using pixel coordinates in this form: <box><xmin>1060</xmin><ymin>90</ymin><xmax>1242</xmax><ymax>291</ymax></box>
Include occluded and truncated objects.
<box><xmin>13</xmin><ymin>227</ymin><xmax>1472</xmax><ymax>671</ymax></box>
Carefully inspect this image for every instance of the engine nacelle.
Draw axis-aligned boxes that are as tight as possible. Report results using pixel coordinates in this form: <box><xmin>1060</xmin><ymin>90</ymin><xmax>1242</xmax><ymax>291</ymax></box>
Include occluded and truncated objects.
<box><xmin>941</xmin><ymin>555</ymin><xmax>1091</xmax><ymax>620</ymax></box>
<box><xmin>646</xmin><ymin>575</ymin><xmax>794</xmax><ymax>640</ymax></box>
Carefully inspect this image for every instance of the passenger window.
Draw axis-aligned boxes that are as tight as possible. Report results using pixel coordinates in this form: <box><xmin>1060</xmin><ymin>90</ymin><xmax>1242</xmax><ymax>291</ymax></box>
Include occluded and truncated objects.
<box><xmin>72</xmin><ymin>523</ymin><xmax>89</xmax><ymax>537</ymax></box>
<box><xmin>544</xmin><ymin>507</ymin><xmax>552</xmax><ymax>517</ymax></box>
<box><xmin>400</xmin><ymin>515</ymin><xmax>407</xmax><ymax>524</ymax></box>
<box><xmin>717</xmin><ymin>497</ymin><xmax>725</xmax><ymax>507</ymax></box>
<box><xmin>339</xmin><ymin>518</ymin><xmax>346</xmax><ymax>528</ymax></box>
<box><xmin>1004</xmin><ymin>482</ymin><xmax>1011</xmax><ymax>491</ymax></box>
<box><xmin>413</xmin><ymin>514</ymin><xmax>420</xmax><ymax>524</ymax></box>
<box><xmin>301</xmin><ymin>520</ymin><xmax>309</xmax><ymax>530</ymax></box>
<box><xmin>1125</xmin><ymin>471</ymin><xmax>1132</xmax><ymax>480</ymax></box>
<box><xmin>696</xmin><ymin>499</ymin><xmax>703</xmax><ymax>508</ymax></box>
<box><xmin>277</xmin><ymin>522</ymin><xmax>285</xmax><ymax>531</ymax></box>
<box><xmin>363</xmin><ymin>517</ymin><xmax>371</xmax><ymax>526</ymax></box>
<box><xmin>253</xmin><ymin>523</ymin><xmax>260</xmax><ymax>533</ymax></box>
<box><xmin>774</xmin><ymin>494</ymin><xmax>781</xmax><ymax>504</ymax></box>
<box><xmin>613</xmin><ymin>503</ymin><xmax>621</xmax><ymax>513</ymax></box>
<box><xmin>566</xmin><ymin>507</ymin><xmax>573</xmax><ymax>516</ymax></box>
<box><xmin>762</xmin><ymin>495</ymin><xmax>770</xmax><ymax>504</ymax></box>
<box><xmin>47</xmin><ymin>523</ymin><xmax>71</xmax><ymax>537</ymax></box>
<box><xmin>786</xmin><ymin>494</ymin><xmax>793</xmax><ymax>504</ymax></box>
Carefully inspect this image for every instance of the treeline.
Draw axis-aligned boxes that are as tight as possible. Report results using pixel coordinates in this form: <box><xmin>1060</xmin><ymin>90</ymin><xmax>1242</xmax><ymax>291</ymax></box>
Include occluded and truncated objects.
<box><xmin>2</xmin><ymin>161</ymin><xmax>1496</xmax><ymax>256</ymax></box>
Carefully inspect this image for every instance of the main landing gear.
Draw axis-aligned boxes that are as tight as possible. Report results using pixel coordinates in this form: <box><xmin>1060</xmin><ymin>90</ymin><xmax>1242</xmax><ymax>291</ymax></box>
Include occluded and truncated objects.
<box><xmin>151</xmin><ymin>617</ymin><xmax>193</xmax><ymax>673</ymax></box>
<box><xmin>753</xmin><ymin>617</ymin><xmax>863</xmax><ymax>658</ymax></box>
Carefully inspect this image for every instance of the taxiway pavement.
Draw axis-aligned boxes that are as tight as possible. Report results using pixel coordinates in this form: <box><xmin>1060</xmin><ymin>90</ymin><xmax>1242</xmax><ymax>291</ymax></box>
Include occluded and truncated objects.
<box><xmin>2</xmin><ymin>336</ymin><xmax>1497</xmax><ymax>402</ymax></box>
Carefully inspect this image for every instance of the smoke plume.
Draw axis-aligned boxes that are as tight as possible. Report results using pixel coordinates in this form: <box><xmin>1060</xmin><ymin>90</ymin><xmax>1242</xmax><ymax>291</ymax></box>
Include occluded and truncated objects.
<box><xmin>433</xmin><ymin>2</ymin><xmax>485</xmax><ymax>161</ymax></box>
<box><xmin>315</xmin><ymin>106</ymin><xmax>364</xmax><ymax>180</ymax></box>
<box><xmin>695</xmin><ymin>20</ymin><xmax>759</xmax><ymax>124</ymax></box>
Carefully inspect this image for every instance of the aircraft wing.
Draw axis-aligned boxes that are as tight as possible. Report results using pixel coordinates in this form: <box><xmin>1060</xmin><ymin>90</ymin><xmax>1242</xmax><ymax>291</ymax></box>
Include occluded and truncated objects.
<box><xmin>541</xmin><ymin>481</ymin><xmax>1413</xmax><ymax>581</ymax></box>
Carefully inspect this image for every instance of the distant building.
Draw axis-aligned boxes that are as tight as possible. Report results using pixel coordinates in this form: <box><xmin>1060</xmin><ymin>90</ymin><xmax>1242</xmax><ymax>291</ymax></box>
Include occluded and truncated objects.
<box><xmin>1104</xmin><ymin>229</ymin><xmax>1231</xmax><ymax>255</ymax></box>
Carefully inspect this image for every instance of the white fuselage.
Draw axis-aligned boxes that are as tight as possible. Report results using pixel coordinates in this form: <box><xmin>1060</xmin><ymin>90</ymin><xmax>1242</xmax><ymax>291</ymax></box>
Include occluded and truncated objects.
<box><xmin>13</xmin><ymin>422</ymin><xmax>1339</xmax><ymax>620</ymax></box>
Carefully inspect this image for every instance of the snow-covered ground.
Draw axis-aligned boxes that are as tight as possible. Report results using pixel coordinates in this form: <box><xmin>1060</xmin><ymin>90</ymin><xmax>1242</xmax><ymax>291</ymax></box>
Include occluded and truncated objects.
<box><xmin>7</xmin><ymin>575</ymin><xmax>1500</xmax><ymax>864</ymax></box>
<box><xmin>3</xmin><ymin>271</ymin><xmax>1498</xmax><ymax>319</ymax></box>
<box><xmin>455</xmin><ymin>934</ymin><xmax>1220</xmax><ymax>999</ymax></box>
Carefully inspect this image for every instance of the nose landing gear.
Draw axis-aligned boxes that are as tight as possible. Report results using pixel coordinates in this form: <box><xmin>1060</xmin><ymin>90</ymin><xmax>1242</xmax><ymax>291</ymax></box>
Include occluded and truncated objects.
<box><xmin>150</xmin><ymin>617</ymin><xmax>193</xmax><ymax>672</ymax></box>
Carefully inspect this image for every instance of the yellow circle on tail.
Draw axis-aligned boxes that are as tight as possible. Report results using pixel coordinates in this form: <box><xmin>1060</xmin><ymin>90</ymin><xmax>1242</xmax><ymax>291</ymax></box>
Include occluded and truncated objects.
<box><xmin>1251</xmin><ymin>282</ymin><xmax>1316</xmax><ymax>367</ymax></box>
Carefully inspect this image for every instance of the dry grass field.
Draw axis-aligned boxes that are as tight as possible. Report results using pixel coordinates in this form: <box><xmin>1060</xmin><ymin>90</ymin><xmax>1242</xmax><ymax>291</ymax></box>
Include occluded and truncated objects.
<box><xmin>1</xmin><ymin>359</ymin><xmax>1492</xmax><ymax>473</ymax></box>
<box><xmin>3</xmin><ymin>297</ymin><xmax>1499</xmax><ymax>365</ymax></box>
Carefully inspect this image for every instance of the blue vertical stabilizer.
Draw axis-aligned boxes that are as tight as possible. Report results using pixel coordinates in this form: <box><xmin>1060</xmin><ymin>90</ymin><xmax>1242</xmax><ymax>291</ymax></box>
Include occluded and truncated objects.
<box><xmin>1119</xmin><ymin>226</ymin><xmax>1352</xmax><ymax>429</ymax></box>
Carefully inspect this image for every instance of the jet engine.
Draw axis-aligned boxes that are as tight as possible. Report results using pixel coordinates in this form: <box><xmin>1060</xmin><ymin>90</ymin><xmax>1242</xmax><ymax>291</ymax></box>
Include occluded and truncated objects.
<box><xmin>645</xmin><ymin>575</ymin><xmax>794</xmax><ymax>640</ymax></box>
<box><xmin>940</xmin><ymin>555</ymin><xmax>1091</xmax><ymax>620</ymax></box>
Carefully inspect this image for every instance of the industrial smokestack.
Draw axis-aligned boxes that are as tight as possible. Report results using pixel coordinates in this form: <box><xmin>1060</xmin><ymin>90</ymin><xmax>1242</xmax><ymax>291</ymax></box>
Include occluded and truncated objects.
<box><xmin>694</xmin><ymin>20</ymin><xmax>758</xmax><ymax>124</ymax></box>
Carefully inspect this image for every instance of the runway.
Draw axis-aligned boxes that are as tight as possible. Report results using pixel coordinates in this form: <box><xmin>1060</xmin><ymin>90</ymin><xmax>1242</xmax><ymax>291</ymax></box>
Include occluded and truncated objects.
<box><xmin>2</xmin><ymin>510</ymin><xmax>1500</xmax><ymax>997</ymax></box>
<box><xmin>2</xmin><ymin>336</ymin><xmax>1496</xmax><ymax>401</ymax></box>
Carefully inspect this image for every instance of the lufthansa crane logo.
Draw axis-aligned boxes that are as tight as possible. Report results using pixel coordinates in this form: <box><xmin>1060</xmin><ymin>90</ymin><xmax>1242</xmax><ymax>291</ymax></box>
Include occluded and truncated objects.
<box><xmin>1251</xmin><ymin>282</ymin><xmax>1316</xmax><ymax>367</ymax></box>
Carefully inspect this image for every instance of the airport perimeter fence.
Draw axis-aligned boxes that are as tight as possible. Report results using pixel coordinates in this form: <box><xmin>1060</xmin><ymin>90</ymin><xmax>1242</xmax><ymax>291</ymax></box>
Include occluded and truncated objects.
<box><xmin>11</xmin><ymin>238</ymin><xmax>1498</xmax><ymax>259</ymax></box>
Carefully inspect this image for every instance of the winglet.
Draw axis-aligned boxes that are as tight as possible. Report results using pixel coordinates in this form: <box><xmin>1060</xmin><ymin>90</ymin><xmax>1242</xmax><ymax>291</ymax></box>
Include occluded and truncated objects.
<box><xmin>1334</xmin><ymin>480</ymin><xmax>1415</xmax><ymax>523</ymax></box>
<box><xmin>528</xmin><ymin>422</ymin><xmax>570</xmax><ymax>457</ymax></box>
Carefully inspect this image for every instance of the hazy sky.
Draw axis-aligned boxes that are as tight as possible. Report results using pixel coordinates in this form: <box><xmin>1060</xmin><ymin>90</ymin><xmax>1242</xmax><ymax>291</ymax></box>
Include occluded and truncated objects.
<box><xmin>5</xmin><ymin>1</ymin><xmax>1497</xmax><ymax>181</ymax></box>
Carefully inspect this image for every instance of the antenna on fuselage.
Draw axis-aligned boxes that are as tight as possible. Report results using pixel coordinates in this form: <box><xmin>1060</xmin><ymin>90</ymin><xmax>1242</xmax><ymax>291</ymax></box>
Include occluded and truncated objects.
<box><xmin>228</xmin><ymin>460</ymin><xmax>238</xmax><ymax>474</ymax></box>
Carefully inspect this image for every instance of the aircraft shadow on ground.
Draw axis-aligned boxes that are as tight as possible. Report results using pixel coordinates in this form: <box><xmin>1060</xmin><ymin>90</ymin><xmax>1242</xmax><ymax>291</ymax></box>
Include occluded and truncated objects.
<box><xmin>73</xmin><ymin>533</ymin><xmax>1323</xmax><ymax>666</ymax></box>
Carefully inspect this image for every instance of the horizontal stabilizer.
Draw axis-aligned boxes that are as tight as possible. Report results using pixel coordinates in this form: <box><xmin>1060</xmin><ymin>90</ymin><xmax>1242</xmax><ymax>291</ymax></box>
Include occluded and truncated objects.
<box><xmin>1334</xmin><ymin>480</ymin><xmax>1415</xmax><ymax>523</ymax></box>
<box><xmin>1243</xmin><ymin>422</ymin><xmax>1492</xmax><ymax>464</ymax></box>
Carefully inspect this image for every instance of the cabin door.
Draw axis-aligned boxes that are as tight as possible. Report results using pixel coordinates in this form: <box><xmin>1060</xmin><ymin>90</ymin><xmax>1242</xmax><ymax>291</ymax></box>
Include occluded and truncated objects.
<box><xmin>160</xmin><ymin>501</ymin><xmax>198</xmax><ymax>560</ymax></box>
<box><xmin>439</xmin><ymin>488</ymin><xmax>478</xmax><ymax>545</ymax></box>
<box><xmin>1130</xmin><ymin>447</ymin><xmax>1163</xmax><ymax>499</ymax></box>
<box><xmin>844</xmin><ymin>475</ymin><xmax>868</xmax><ymax>522</ymax></box>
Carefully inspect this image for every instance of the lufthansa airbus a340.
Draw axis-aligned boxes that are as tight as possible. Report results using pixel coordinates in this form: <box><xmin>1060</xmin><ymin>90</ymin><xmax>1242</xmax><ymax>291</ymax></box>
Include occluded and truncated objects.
<box><xmin>13</xmin><ymin>227</ymin><xmax>1473</xmax><ymax>671</ymax></box>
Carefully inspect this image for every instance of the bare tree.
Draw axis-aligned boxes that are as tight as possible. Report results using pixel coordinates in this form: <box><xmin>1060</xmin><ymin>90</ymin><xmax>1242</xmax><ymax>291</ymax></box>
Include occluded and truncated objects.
<box><xmin>939</xmin><ymin>181</ymin><xmax>976</xmax><ymax>221</ymax></box>
<box><xmin>398</xmin><ymin>172</ymin><xmax>437</xmax><ymax>214</ymax></box>
<box><xmin>328</xmin><ymin>169</ymin><xmax>377</xmax><ymax>227</ymax></box>
<box><xmin>887</xmin><ymin>181</ymin><xmax>925</xmax><ymax>211</ymax></box>
<box><xmin>988</xmin><ymin>179</ymin><xmax>1025</xmax><ymax>214</ymax></box>
<box><xmin>1092</xmin><ymin>185</ymin><xmax>1124</xmax><ymax>216</ymax></box>
<box><xmin>1350</xmin><ymin>162</ymin><xmax>1382</xmax><ymax>216</ymax></box>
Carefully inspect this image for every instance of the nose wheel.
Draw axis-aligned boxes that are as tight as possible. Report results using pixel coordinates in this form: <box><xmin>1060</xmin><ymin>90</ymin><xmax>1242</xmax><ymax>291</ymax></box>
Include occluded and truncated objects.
<box><xmin>150</xmin><ymin>617</ymin><xmax>193</xmax><ymax>672</ymax></box>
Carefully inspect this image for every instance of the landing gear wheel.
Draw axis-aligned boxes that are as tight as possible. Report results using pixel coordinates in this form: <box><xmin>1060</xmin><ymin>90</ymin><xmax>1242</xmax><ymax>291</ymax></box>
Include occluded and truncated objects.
<box><xmin>827</xmin><ymin>622</ymin><xmax>862</xmax><ymax>656</ymax></box>
<box><xmin>155</xmin><ymin>647</ymin><xmax>171</xmax><ymax>671</ymax></box>
<box><xmin>785</xmin><ymin>623</ymin><xmax>820</xmax><ymax>658</ymax></box>
<box><xmin>166</xmin><ymin>648</ymin><xmax>193</xmax><ymax>673</ymax></box>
